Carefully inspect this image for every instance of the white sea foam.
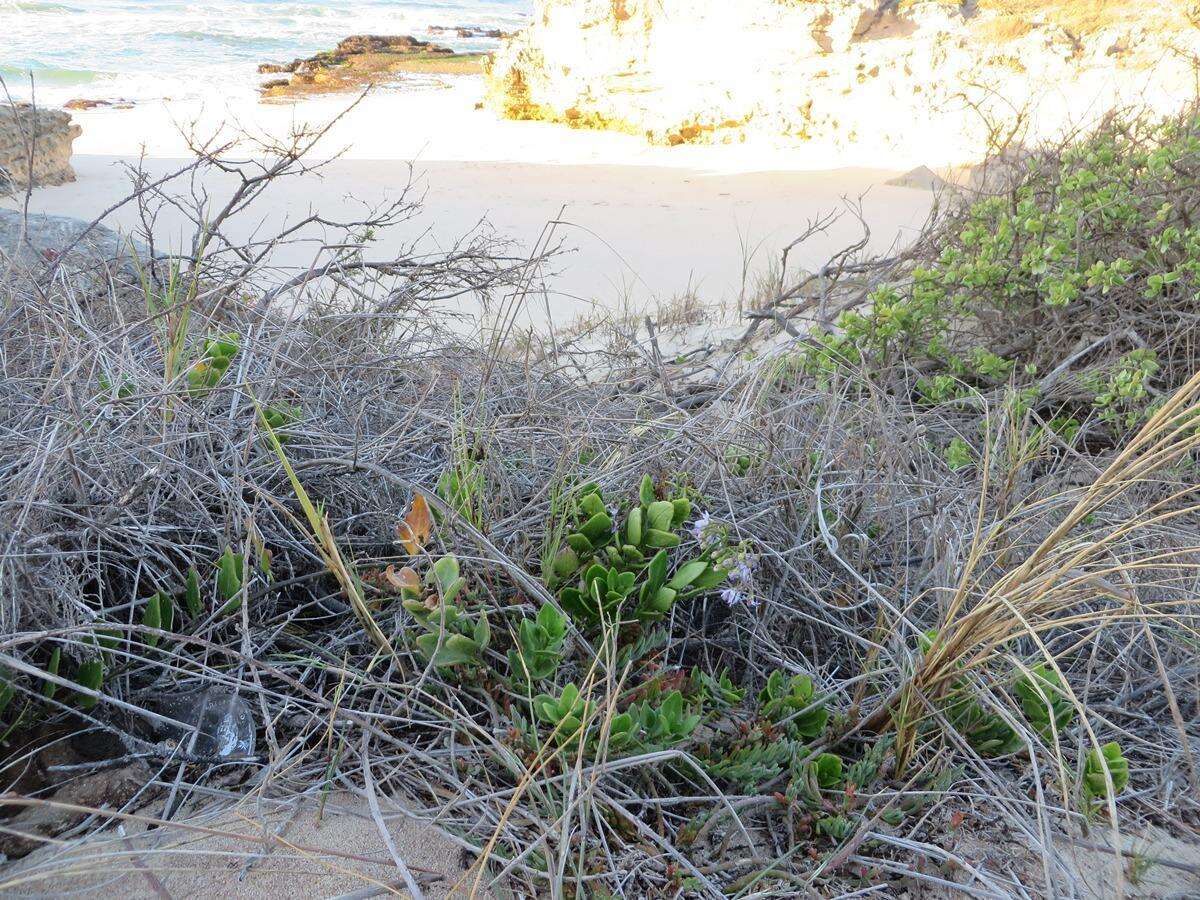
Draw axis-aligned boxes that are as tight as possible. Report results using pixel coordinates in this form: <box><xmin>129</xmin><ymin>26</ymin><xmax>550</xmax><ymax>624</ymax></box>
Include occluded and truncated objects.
<box><xmin>0</xmin><ymin>0</ymin><xmax>529</xmax><ymax>105</ymax></box>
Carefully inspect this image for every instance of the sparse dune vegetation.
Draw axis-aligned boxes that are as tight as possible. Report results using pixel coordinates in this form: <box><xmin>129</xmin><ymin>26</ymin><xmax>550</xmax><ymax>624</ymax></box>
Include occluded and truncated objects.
<box><xmin>3</xmin><ymin>1</ymin><xmax>1200</xmax><ymax>897</ymax></box>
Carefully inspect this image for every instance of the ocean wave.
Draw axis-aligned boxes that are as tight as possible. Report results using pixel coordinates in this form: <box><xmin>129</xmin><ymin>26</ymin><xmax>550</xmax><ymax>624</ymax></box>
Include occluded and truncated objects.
<box><xmin>0</xmin><ymin>0</ymin><xmax>79</xmax><ymax>11</ymax></box>
<box><xmin>0</xmin><ymin>64</ymin><xmax>104</xmax><ymax>86</ymax></box>
<box><xmin>3</xmin><ymin>0</ymin><xmax>530</xmax><ymax>104</ymax></box>
<box><xmin>149</xmin><ymin>30</ymin><xmax>298</xmax><ymax>50</ymax></box>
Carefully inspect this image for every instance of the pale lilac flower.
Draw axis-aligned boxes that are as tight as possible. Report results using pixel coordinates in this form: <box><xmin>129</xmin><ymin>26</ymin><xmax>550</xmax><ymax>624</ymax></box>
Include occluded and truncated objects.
<box><xmin>690</xmin><ymin>512</ymin><xmax>713</xmax><ymax>543</ymax></box>
<box><xmin>720</xmin><ymin>587</ymin><xmax>746</xmax><ymax>607</ymax></box>
<box><xmin>730</xmin><ymin>560</ymin><xmax>755</xmax><ymax>586</ymax></box>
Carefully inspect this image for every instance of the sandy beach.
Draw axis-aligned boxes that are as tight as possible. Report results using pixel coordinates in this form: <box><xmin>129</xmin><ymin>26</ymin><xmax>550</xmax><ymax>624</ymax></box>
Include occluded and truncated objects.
<box><xmin>4</xmin><ymin>81</ymin><xmax>934</xmax><ymax>329</ymax></box>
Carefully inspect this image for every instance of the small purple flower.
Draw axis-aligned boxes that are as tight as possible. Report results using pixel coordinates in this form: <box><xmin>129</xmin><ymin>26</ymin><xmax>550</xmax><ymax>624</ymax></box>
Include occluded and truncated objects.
<box><xmin>720</xmin><ymin>587</ymin><xmax>745</xmax><ymax>607</ymax></box>
<box><xmin>690</xmin><ymin>512</ymin><xmax>713</xmax><ymax>543</ymax></box>
<box><xmin>730</xmin><ymin>561</ymin><xmax>754</xmax><ymax>585</ymax></box>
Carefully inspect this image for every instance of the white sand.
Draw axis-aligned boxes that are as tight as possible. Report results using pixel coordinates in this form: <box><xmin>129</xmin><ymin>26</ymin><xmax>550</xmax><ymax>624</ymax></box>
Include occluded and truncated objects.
<box><xmin>4</xmin><ymin>80</ymin><xmax>933</xmax><ymax>329</ymax></box>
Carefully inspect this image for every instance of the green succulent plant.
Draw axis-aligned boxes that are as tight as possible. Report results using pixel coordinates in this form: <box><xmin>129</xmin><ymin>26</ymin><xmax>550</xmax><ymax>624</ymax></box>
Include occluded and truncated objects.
<box><xmin>534</xmin><ymin>683</ymin><xmax>590</xmax><ymax>747</ymax></box>
<box><xmin>817</xmin><ymin>815</ymin><xmax>855</xmax><ymax>841</ymax></box>
<box><xmin>603</xmin><ymin>710</ymin><xmax>638</xmax><ymax>751</ymax></box>
<box><xmin>945</xmin><ymin>690</ymin><xmax>1022</xmax><ymax>757</ymax></box>
<box><xmin>184</xmin><ymin>566</ymin><xmax>203</xmax><ymax>618</ymax></box>
<box><xmin>1014</xmin><ymin>663</ymin><xmax>1076</xmax><ymax>740</ymax></box>
<box><xmin>403</xmin><ymin>554</ymin><xmax>490</xmax><ymax>669</ymax></box>
<box><xmin>845</xmin><ymin>735</ymin><xmax>893</xmax><ymax>789</ymax></box>
<box><xmin>758</xmin><ymin>670</ymin><xmax>829</xmax><ymax>740</ymax></box>
<box><xmin>261</xmin><ymin>402</ymin><xmax>301</xmax><ymax>441</ymax></box>
<box><xmin>141</xmin><ymin>590</ymin><xmax>173</xmax><ymax>647</ymax></box>
<box><xmin>628</xmin><ymin>690</ymin><xmax>700</xmax><ymax>750</ymax></box>
<box><xmin>705</xmin><ymin>740</ymin><xmax>798</xmax><ymax>790</ymax></box>
<box><xmin>508</xmin><ymin>603</ymin><xmax>568</xmax><ymax>685</ymax></box>
<box><xmin>560</xmin><ymin>562</ymin><xmax>638</xmax><ymax>623</ymax></box>
<box><xmin>1082</xmin><ymin>741</ymin><xmax>1130</xmax><ymax>801</ymax></box>
<box><xmin>186</xmin><ymin>333</ymin><xmax>239</xmax><ymax>395</ymax></box>
<box><xmin>551</xmin><ymin>476</ymin><xmax>725</xmax><ymax>628</ymax></box>
<box><xmin>810</xmin><ymin>752</ymin><xmax>844</xmax><ymax>789</ymax></box>
<box><xmin>695</xmin><ymin>667</ymin><xmax>746</xmax><ymax>708</ymax></box>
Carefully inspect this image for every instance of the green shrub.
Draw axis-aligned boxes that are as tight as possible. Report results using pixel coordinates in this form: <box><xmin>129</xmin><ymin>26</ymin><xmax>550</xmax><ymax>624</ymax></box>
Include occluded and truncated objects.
<box><xmin>796</xmin><ymin>111</ymin><xmax>1200</xmax><ymax>433</ymax></box>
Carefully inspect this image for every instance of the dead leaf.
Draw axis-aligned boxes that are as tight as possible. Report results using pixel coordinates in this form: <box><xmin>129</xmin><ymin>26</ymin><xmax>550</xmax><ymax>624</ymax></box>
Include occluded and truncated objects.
<box><xmin>384</xmin><ymin>564</ymin><xmax>420</xmax><ymax>593</ymax></box>
<box><xmin>397</xmin><ymin>493</ymin><xmax>432</xmax><ymax>555</ymax></box>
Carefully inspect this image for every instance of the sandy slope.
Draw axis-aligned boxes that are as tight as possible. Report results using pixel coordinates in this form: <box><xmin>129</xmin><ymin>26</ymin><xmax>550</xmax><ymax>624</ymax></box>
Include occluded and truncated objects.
<box><xmin>2</xmin><ymin>81</ymin><xmax>933</xmax><ymax>330</ymax></box>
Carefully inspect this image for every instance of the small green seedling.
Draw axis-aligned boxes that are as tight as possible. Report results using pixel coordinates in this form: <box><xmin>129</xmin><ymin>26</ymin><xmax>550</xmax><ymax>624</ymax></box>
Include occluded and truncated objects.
<box><xmin>141</xmin><ymin>590</ymin><xmax>174</xmax><ymax>647</ymax></box>
<box><xmin>184</xmin><ymin>566</ymin><xmax>203</xmax><ymax>618</ymax></box>
<box><xmin>42</xmin><ymin>647</ymin><xmax>61</xmax><ymax>701</ymax></box>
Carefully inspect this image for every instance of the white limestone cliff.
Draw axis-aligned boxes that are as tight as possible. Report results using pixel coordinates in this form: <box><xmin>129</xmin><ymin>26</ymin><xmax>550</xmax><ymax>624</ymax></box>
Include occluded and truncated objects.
<box><xmin>486</xmin><ymin>0</ymin><xmax>1200</xmax><ymax>165</ymax></box>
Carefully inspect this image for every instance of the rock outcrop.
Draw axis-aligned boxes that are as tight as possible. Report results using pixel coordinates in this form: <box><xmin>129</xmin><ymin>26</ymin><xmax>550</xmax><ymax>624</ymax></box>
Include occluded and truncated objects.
<box><xmin>258</xmin><ymin>34</ymin><xmax>483</xmax><ymax>99</ymax></box>
<box><xmin>0</xmin><ymin>209</ymin><xmax>149</xmax><ymax>295</ymax></box>
<box><xmin>485</xmin><ymin>0</ymin><xmax>1200</xmax><ymax>163</ymax></box>
<box><xmin>0</xmin><ymin>104</ymin><xmax>81</xmax><ymax>189</ymax></box>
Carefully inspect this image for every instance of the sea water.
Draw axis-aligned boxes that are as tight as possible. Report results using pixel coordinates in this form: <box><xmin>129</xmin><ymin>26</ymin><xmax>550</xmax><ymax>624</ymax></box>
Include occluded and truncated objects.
<box><xmin>0</xmin><ymin>0</ymin><xmax>530</xmax><ymax>105</ymax></box>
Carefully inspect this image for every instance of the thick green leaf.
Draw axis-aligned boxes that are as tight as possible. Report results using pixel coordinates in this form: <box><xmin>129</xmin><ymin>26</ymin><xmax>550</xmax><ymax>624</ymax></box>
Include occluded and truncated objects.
<box><xmin>668</xmin><ymin>560</ymin><xmax>708</xmax><ymax>591</ymax></box>
<box><xmin>42</xmin><ymin>647</ymin><xmax>61</xmax><ymax>700</ymax></box>
<box><xmin>75</xmin><ymin>658</ymin><xmax>103</xmax><ymax>710</ymax></box>
<box><xmin>431</xmin><ymin>555</ymin><xmax>460</xmax><ymax>593</ymax></box>
<box><xmin>579</xmin><ymin>513</ymin><xmax>614</xmax><ymax>544</ymax></box>
<box><xmin>552</xmin><ymin>546</ymin><xmax>580</xmax><ymax>578</ymax></box>
<box><xmin>184</xmin><ymin>566</ymin><xmax>203</xmax><ymax>618</ymax></box>
<box><xmin>646</xmin><ymin>501</ymin><xmax>675</xmax><ymax>533</ymax></box>
<box><xmin>579</xmin><ymin>492</ymin><xmax>606</xmax><ymax>519</ymax></box>
<box><xmin>217</xmin><ymin>547</ymin><xmax>244</xmax><ymax>602</ymax></box>
<box><xmin>625</xmin><ymin>507</ymin><xmax>643</xmax><ymax>546</ymax></box>
<box><xmin>142</xmin><ymin>592</ymin><xmax>162</xmax><ymax>647</ymax></box>
<box><xmin>639</xmin><ymin>474</ymin><xmax>656</xmax><ymax>505</ymax></box>
<box><xmin>645</xmin><ymin>550</ymin><xmax>669</xmax><ymax>590</ymax></box>
<box><xmin>473</xmin><ymin>611</ymin><xmax>491</xmax><ymax>649</ymax></box>
<box><xmin>566</xmin><ymin>533</ymin><xmax>593</xmax><ymax>554</ymax></box>
<box><xmin>416</xmin><ymin>632</ymin><xmax>479</xmax><ymax>668</ymax></box>
<box><xmin>644</xmin><ymin>529</ymin><xmax>680</xmax><ymax>549</ymax></box>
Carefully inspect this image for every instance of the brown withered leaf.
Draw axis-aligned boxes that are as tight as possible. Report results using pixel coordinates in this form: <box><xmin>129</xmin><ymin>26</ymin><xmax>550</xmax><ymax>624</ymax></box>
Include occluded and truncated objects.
<box><xmin>397</xmin><ymin>493</ymin><xmax>432</xmax><ymax>555</ymax></box>
<box><xmin>384</xmin><ymin>564</ymin><xmax>420</xmax><ymax>593</ymax></box>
